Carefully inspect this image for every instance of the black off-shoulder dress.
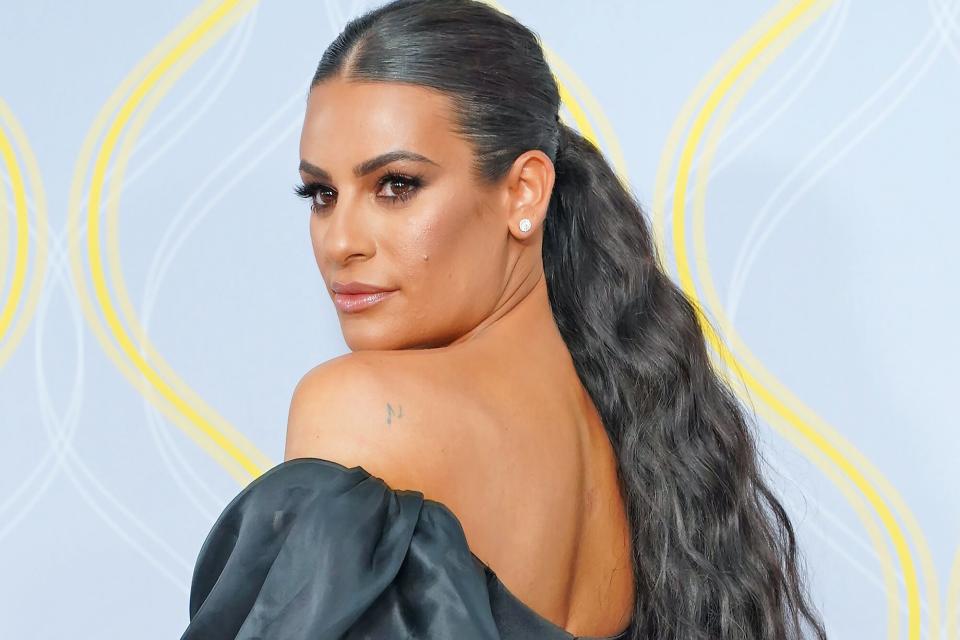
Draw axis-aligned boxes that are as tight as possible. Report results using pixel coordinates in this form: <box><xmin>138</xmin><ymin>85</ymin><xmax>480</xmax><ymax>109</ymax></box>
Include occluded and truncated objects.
<box><xmin>180</xmin><ymin>457</ymin><xmax>632</xmax><ymax>639</ymax></box>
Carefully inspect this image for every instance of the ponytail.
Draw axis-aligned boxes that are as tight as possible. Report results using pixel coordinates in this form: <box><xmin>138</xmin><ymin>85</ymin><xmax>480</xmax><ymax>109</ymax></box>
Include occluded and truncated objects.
<box><xmin>543</xmin><ymin>121</ymin><xmax>828</xmax><ymax>640</ymax></box>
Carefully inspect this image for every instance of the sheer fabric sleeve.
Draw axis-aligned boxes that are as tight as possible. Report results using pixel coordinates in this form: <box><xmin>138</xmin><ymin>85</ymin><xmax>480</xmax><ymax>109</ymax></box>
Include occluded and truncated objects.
<box><xmin>180</xmin><ymin>457</ymin><xmax>501</xmax><ymax>640</ymax></box>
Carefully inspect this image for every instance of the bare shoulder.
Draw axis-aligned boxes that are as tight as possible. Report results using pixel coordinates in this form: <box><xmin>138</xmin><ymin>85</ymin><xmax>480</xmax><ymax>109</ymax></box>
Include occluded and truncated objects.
<box><xmin>283</xmin><ymin>350</ymin><xmax>476</xmax><ymax>496</ymax></box>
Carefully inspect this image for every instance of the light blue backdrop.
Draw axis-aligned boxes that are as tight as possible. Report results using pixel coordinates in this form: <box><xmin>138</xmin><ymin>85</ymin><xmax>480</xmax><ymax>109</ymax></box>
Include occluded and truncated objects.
<box><xmin>1</xmin><ymin>1</ymin><xmax>957</xmax><ymax>638</ymax></box>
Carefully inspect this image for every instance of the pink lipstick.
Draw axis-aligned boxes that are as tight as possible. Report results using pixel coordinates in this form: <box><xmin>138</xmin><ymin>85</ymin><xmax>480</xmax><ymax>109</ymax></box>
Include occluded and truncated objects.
<box><xmin>331</xmin><ymin>281</ymin><xmax>398</xmax><ymax>314</ymax></box>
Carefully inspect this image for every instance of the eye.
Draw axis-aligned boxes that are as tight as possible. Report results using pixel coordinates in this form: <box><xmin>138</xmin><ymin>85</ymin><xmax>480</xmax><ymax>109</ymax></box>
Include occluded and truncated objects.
<box><xmin>292</xmin><ymin>181</ymin><xmax>334</xmax><ymax>215</ymax></box>
<box><xmin>293</xmin><ymin>170</ymin><xmax>424</xmax><ymax>214</ymax></box>
<box><xmin>376</xmin><ymin>170</ymin><xmax>423</xmax><ymax>204</ymax></box>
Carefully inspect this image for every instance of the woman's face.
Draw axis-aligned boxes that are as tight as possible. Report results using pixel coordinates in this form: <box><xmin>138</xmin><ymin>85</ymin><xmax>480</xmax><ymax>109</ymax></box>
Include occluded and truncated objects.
<box><xmin>298</xmin><ymin>78</ymin><xmax>533</xmax><ymax>351</ymax></box>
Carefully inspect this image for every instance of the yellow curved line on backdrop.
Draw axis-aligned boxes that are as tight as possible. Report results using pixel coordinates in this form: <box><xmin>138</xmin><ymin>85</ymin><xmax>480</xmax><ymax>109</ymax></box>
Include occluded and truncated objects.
<box><xmin>691</xmin><ymin>3</ymin><xmax>940</xmax><ymax>637</ymax></box>
<box><xmin>689</xmin><ymin>6</ymin><xmax>900</xmax><ymax>637</ymax></box>
<box><xmin>67</xmin><ymin>0</ymin><xmax>251</xmax><ymax>482</ymax></box>
<box><xmin>0</xmin><ymin>99</ymin><xmax>49</xmax><ymax>370</ymax></box>
<box><xmin>68</xmin><ymin>0</ymin><xmax>270</xmax><ymax>484</ymax></box>
<box><xmin>544</xmin><ymin>57</ymin><xmax>628</xmax><ymax>185</ymax></box>
<box><xmin>661</xmin><ymin>0</ymin><xmax>933</xmax><ymax>637</ymax></box>
<box><xmin>653</xmin><ymin>1</ymin><xmax>795</xmax><ymax>264</ymax></box>
<box><xmin>0</xmin><ymin>116</ymin><xmax>9</xmax><ymax>336</ymax></box>
<box><xmin>108</xmin><ymin>2</ymin><xmax>274</xmax><ymax>482</ymax></box>
<box><xmin>694</xmin><ymin>4</ymin><xmax>945</xmax><ymax>637</ymax></box>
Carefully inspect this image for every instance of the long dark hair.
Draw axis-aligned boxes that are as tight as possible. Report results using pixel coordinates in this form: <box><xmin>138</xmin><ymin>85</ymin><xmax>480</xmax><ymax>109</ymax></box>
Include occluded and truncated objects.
<box><xmin>309</xmin><ymin>1</ymin><xmax>828</xmax><ymax>638</ymax></box>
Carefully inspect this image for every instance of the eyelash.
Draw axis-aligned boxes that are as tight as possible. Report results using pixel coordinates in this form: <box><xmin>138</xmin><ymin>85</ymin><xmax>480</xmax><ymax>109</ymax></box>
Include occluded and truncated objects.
<box><xmin>292</xmin><ymin>170</ymin><xmax>424</xmax><ymax>215</ymax></box>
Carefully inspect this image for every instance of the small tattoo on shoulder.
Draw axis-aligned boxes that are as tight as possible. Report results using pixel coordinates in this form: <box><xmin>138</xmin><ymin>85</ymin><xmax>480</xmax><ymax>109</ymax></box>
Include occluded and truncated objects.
<box><xmin>385</xmin><ymin>402</ymin><xmax>404</xmax><ymax>426</ymax></box>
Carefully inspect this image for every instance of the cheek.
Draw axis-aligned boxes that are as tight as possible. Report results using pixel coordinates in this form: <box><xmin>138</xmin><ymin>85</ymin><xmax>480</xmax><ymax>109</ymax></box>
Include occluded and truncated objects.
<box><xmin>405</xmin><ymin>216</ymin><xmax>450</xmax><ymax>261</ymax></box>
<box><xmin>393</xmin><ymin>205</ymin><xmax>457</xmax><ymax>272</ymax></box>
<box><xmin>389</xmin><ymin>203</ymin><xmax>477</xmax><ymax>292</ymax></box>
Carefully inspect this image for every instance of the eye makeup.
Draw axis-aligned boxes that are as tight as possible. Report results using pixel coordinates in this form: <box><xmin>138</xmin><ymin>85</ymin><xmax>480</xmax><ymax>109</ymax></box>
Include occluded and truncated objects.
<box><xmin>293</xmin><ymin>170</ymin><xmax>425</xmax><ymax>214</ymax></box>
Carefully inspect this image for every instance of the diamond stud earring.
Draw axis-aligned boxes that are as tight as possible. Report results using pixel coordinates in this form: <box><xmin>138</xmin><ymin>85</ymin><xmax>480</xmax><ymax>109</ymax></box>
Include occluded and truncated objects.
<box><xmin>518</xmin><ymin>218</ymin><xmax>532</xmax><ymax>233</ymax></box>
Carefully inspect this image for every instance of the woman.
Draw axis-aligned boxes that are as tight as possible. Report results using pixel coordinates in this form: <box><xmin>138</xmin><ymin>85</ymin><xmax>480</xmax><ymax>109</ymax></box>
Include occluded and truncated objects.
<box><xmin>181</xmin><ymin>1</ymin><xmax>828</xmax><ymax>638</ymax></box>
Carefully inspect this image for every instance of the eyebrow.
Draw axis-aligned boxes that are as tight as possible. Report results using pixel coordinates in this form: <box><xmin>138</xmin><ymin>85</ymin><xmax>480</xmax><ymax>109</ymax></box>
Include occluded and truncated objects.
<box><xmin>299</xmin><ymin>150</ymin><xmax>440</xmax><ymax>181</ymax></box>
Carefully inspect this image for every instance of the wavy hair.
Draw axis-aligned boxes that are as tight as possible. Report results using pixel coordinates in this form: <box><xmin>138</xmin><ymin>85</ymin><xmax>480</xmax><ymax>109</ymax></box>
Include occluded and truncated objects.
<box><xmin>308</xmin><ymin>1</ymin><xmax>828</xmax><ymax>638</ymax></box>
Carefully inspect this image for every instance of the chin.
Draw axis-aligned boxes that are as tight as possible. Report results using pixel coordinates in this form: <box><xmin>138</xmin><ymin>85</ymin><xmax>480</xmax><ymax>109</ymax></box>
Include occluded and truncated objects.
<box><xmin>341</xmin><ymin>326</ymin><xmax>406</xmax><ymax>352</ymax></box>
<box><xmin>343</xmin><ymin>328</ymin><xmax>446</xmax><ymax>352</ymax></box>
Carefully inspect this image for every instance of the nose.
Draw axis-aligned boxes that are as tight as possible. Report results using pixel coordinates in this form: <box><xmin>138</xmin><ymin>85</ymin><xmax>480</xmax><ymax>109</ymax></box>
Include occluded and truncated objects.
<box><xmin>315</xmin><ymin>188</ymin><xmax>376</xmax><ymax>265</ymax></box>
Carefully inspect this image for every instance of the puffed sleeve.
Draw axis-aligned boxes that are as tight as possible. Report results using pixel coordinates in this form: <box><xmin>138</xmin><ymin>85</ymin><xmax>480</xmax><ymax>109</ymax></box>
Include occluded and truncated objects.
<box><xmin>180</xmin><ymin>457</ymin><xmax>502</xmax><ymax>640</ymax></box>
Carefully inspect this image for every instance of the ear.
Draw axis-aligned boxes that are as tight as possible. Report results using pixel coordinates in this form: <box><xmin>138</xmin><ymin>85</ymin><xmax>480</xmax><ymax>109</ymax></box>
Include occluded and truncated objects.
<box><xmin>503</xmin><ymin>149</ymin><xmax>555</xmax><ymax>241</ymax></box>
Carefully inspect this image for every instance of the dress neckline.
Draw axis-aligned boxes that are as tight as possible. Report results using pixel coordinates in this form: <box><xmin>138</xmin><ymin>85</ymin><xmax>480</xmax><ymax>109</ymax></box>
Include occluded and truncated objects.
<box><xmin>277</xmin><ymin>457</ymin><xmax>631</xmax><ymax>640</ymax></box>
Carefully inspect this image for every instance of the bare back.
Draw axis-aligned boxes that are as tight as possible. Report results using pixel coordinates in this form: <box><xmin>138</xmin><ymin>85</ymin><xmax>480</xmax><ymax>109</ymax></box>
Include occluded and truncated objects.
<box><xmin>375</xmin><ymin>340</ymin><xmax>635</xmax><ymax>638</ymax></box>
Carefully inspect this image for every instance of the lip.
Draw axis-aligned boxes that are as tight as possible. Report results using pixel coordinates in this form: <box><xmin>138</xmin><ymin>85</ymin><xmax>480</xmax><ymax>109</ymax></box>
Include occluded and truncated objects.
<box><xmin>330</xmin><ymin>282</ymin><xmax>398</xmax><ymax>313</ymax></box>
<box><xmin>331</xmin><ymin>280</ymin><xmax>394</xmax><ymax>294</ymax></box>
<box><xmin>332</xmin><ymin>290</ymin><xmax>397</xmax><ymax>313</ymax></box>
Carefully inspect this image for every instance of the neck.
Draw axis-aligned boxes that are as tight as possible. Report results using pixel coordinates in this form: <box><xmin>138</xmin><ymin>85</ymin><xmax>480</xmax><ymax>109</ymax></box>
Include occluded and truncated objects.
<box><xmin>450</xmin><ymin>268</ymin><xmax>568</xmax><ymax>359</ymax></box>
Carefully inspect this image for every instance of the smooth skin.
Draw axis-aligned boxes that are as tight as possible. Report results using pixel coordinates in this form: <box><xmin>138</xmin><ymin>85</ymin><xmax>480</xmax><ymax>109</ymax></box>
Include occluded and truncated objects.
<box><xmin>284</xmin><ymin>77</ymin><xmax>634</xmax><ymax>637</ymax></box>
